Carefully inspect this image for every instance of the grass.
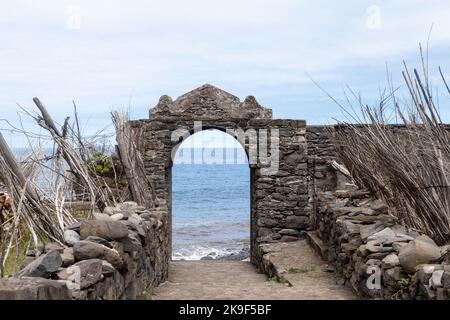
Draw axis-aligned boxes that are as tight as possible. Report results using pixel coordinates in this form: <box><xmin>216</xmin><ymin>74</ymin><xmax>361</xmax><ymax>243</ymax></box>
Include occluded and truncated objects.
<box><xmin>288</xmin><ymin>266</ymin><xmax>316</xmax><ymax>274</ymax></box>
<box><xmin>268</xmin><ymin>276</ymin><xmax>279</xmax><ymax>282</ymax></box>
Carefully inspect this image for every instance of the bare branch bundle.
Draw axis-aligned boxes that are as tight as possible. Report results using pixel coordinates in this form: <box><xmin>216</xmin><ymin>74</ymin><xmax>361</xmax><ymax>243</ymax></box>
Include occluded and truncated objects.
<box><xmin>31</xmin><ymin>98</ymin><xmax>115</xmax><ymax>212</ymax></box>
<box><xmin>112</xmin><ymin>111</ymin><xmax>155</xmax><ymax>208</ymax></box>
<box><xmin>0</xmin><ymin>132</ymin><xmax>77</xmax><ymax>276</ymax></box>
<box><xmin>333</xmin><ymin>61</ymin><xmax>450</xmax><ymax>245</ymax></box>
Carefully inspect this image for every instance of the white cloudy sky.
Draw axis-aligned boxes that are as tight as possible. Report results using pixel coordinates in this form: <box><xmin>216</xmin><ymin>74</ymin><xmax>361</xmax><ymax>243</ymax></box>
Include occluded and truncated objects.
<box><xmin>1</xmin><ymin>0</ymin><xmax>450</xmax><ymax>147</ymax></box>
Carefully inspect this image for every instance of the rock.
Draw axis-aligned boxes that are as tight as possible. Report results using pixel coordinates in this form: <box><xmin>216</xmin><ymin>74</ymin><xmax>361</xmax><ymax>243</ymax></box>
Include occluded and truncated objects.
<box><xmin>392</xmin><ymin>242</ymin><xmax>408</xmax><ymax>252</ymax></box>
<box><xmin>120</xmin><ymin>233</ymin><xmax>142</xmax><ymax>252</ymax></box>
<box><xmin>84</xmin><ymin>236</ymin><xmax>113</xmax><ymax>248</ymax></box>
<box><xmin>365</xmin><ymin>241</ymin><xmax>393</xmax><ymax>253</ymax></box>
<box><xmin>430</xmin><ymin>270</ymin><xmax>444</xmax><ymax>289</ymax></box>
<box><xmin>93</xmin><ymin>212</ymin><xmax>112</xmax><ymax>221</ymax></box>
<box><xmin>280</xmin><ymin>235</ymin><xmax>298</xmax><ymax>242</ymax></box>
<box><xmin>57</xmin><ymin>259</ymin><xmax>103</xmax><ymax>289</ymax></box>
<box><xmin>80</xmin><ymin>220</ymin><xmax>128</xmax><ymax>241</ymax></box>
<box><xmin>128</xmin><ymin>213</ymin><xmax>143</xmax><ymax>225</ymax></box>
<box><xmin>18</xmin><ymin>250</ymin><xmax>62</xmax><ymax>278</ymax></box>
<box><xmin>73</xmin><ymin>241</ymin><xmax>123</xmax><ymax>268</ymax></box>
<box><xmin>101</xmin><ymin>261</ymin><xmax>115</xmax><ymax>276</ymax></box>
<box><xmin>64</xmin><ymin>229</ymin><xmax>80</xmax><ymax>247</ymax></box>
<box><xmin>398</xmin><ymin>235</ymin><xmax>442</xmax><ymax>273</ymax></box>
<box><xmin>382</xmin><ymin>254</ymin><xmax>400</xmax><ymax>268</ymax></box>
<box><xmin>110</xmin><ymin>213</ymin><xmax>125</xmax><ymax>221</ymax></box>
<box><xmin>61</xmin><ymin>248</ymin><xmax>75</xmax><ymax>267</ymax></box>
<box><xmin>0</xmin><ymin>277</ymin><xmax>71</xmax><ymax>300</ymax></box>
<box><xmin>65</xmin><ymin>221</ymin><xmax>81</xmax><ymax>232</ymax></box>
<box><xmin>284</xmin><ymin>216</ymin><xmax>308</xmax><ymax>229</ymax></box>
<box><xmin>368</xmin><ymin>227</ymin><xmax>414</xmax><ymax>244</ymax></box>
<box><xmin>44</xmin><ymin>242</ymin><xmax>64</xmax><ymax>253</ymax></box>
<box><xmin>368</xmin><ymin>227</ymin><xmax>395</xmax><ymax>243</ymax></box>
<box><xmin>359</xmin><ymin>223</ymin><xmax>385</xmax><ymax>241</ymax></box>
<box><xmin>342</xmin><ymin>220</ymin><xmax>360</xmax><ymax>234</ymax></box>
<box><xmin>257</xmin><ymin>218</ymin><xmax>278</xmax><ymax>228</ymax></box>
<box><xmin>279</xmin><ymin>229</ymin><xmax>298</xmax><ymax>236</ymax></box>
<box><xmin>103</xmin><ymin>206</ymin><xmax>116</xmax><ymax>216</ymax></box>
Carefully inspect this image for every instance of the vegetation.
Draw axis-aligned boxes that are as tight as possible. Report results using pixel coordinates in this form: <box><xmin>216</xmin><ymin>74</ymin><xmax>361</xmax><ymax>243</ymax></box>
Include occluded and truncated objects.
<box><xmin>331</xmin><ymin>48</ymin><xmax>450</xmax><ymax>245</ymax></box>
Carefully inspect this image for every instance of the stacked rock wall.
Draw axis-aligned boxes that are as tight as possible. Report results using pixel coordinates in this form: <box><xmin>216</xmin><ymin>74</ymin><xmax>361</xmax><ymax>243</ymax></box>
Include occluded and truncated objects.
<box><xmin>0</xmin><ymin>202</ymin><xmax>169</xmax><ymax>300</ymax></box>
<box><xmin>312</xmin><ymin>189</ymin><xmax>450</xmax><ymax>300</ymax></box>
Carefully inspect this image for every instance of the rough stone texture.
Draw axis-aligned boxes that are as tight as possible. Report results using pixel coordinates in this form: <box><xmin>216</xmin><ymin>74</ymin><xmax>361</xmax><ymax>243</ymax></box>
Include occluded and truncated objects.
<box><xmin>311</xmin><ymin>188</ymin><xmax>449</xmax><ymax>300</ymax></box>
<box><xmin>0</xmin><ymin>277</ymin><xmax>70</xmax><ymax>300</ymax></box>
<box><xmin>130</xmin><ymin>84</ymin><xmax>308</xmax><ymax>263</ymax></box>
<box><xmin>9</xmin><ymin>201</ymin><xmax>169</xmax><ymax>300</ymax></box>
<box><xmin>399</xmin><ymin>236</ymin><xmax>442</xmax><ymax>273</ymax></box>
<box><xmin>18</xmin><ymin>250</ymin><xmax>62</xmax><ymax>278</ymax></box>
<box><xmin>79</xmin><ymin>220</ymin><xmax>128</xmax><ymax>240</ymax></box>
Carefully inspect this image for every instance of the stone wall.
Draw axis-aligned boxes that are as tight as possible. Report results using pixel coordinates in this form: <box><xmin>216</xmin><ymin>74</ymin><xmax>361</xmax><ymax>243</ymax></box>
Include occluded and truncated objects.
<box><xmin>310</xmin><ymin>188</ymin><xmax>450</xmax><ymax>300</ymax></box>
<box><xmin>0</xmin><ymin>202</ymin><xmax>169</xmax><ymax>300</ymax></box>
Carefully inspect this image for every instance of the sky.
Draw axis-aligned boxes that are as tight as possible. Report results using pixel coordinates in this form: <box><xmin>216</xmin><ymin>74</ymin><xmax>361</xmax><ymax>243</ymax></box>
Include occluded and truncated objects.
<box><xmin>1</xmin><ymin>0</ymin><xmax>450</xmax><ymax>148</ymax></box>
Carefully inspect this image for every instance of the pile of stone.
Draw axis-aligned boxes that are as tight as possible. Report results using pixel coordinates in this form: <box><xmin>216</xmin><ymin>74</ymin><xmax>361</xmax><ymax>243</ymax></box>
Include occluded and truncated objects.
<box><xmin>314</xmin><ymin>190</ymin><xmax>450</xmax><ymax>300</ymax></box>
<box><xmin>0</xmin><ymin>202</ymin><xmax>169</xmax><ymax>300</ymax></box>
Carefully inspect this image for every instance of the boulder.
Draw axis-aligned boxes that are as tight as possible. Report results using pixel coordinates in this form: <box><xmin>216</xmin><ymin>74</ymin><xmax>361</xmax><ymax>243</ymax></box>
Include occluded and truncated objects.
<box><xmin>430</xmin><ymin>270</ymin><xmax>444</xmax><ymax>289</ymax></box>
<box><xmin>61</xmin><ymin>248</ymin><xmax>75</xmax><ymax>267</ymax></box>
<box><xmin>257</xmin><ymin>218</ymin><xmax>278</xmax><ymax>228</ymax></box>
<box><xmin>57</xmin><ymin>259</ymin><xmax>103</xmax><ymax>289</ymax></box>
<box><xmin>93</xmin><ymin>212</ymin><xmax>112</xmax><ymax>221</ymax></box>
<box><xmin>64</xmin><ymin>229</ymin><xmax>80</xmax><ymax>247</ymax></box>
<box><xmin>44</xmin><ymin>242</ymin><xmax>64</xmax><ymax>253</ymax></box>
<box><xmin>359</xmin><ymin>222</ymin><xmax>386</xmax><ymax>241</ymax></box>
<box><xmin>0</xmin><ymin>277</ymin><xmax>70</xmax><ymax>300</ymax></box>
<box><xmin>279</xmin><ymin>229</ymin><xmax>298</xmax><ymax>236</ymax></box>
<box><xmin>65</xmin><ymin>221</ymin><xmax>81</xmax><ymax>233</ymax></box>
<box><xmin>110</xmin><ymin>213</ymin><xmax>125</xmax><ymax>221</ymax></box>
<box><xmin>18</xmin><ymin>250</ymin><xmax>62</xmax><ymax>278</ymax></box>
<box><xmin>80</xmin><ymin>220</ymin><xmax>128</xmax><ymax>240</ymax></box>
<box><xmin>284</xmin><ymin>216</ymin><xmax>308</xmax><ymax>229</ymax></box>
<box><xmin>73</xmin><ymin>241</ymin><xmax>123</xmax><ymax>268</ymax></box>
<box><xmin>101</xmin><ymin>261</ymin><xmax>115</xmax><ymax>276</ymax></box>
<box><xmin>382</xmin><ymin>253</ymin><xmax>400</xmax><ymax>268</ymax></box>
<box><xmin>398</xmin><ymin>235</ymin><xmax>441</xmax><ymax>273</ymax></box>
<box><xmin>84</xmin><ymin>236</ymin><xmax>113</xmax><ymax>248</ymax></box>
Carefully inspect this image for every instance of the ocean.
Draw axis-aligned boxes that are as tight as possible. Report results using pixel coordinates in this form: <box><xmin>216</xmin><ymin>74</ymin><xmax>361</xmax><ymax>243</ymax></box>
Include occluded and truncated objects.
<box><xmin>171</xmin><ymin>149</ymin><xmax>250</xmax><ymax>261</ymax></box>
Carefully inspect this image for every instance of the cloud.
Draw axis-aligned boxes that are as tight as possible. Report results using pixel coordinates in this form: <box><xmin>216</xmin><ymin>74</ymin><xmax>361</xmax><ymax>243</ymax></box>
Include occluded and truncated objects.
<box><xmin>1</xmin><ymin>0</ymin><xmax>450</xmax><ymax>146</ymax></box>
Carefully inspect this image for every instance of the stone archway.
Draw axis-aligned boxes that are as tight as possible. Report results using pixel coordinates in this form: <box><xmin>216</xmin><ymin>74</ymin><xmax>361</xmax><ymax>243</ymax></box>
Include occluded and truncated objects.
<box><xmin>131</xmin><ymin>84</ymin><xmax>308</xmax><ymax>264</ymax></box>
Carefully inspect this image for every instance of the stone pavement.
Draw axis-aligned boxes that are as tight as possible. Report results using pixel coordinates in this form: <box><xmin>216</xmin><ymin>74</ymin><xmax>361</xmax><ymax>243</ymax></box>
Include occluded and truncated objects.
<box><xmin>153</xmin><ymin>240</ymin><xmax>356</xmax><ymax>300</ymax></box>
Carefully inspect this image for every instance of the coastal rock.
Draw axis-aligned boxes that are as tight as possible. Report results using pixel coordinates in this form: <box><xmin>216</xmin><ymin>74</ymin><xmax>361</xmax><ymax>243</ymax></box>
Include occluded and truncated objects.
<box><xmin>73</xmin><ymin>241</ymin><xmax>123</xmax><ymax>268</ymax></box>
<box><xmin>64</xmin><ymin>229</ymin><xmax>80</xmax><ymax>247</ymax></box>
<box><xmin>80</xmin><ymin>220</ymin><xmax>128</xmax><ymax>241</ymax></box>
<box><xmin>398</xmin><ymin>235</ymin><xmax>441</xmax><ymax>273</ymax></box>
<box><xmin>18</xmin><ymin>250</ymin><xmax>62</xmax><ymax>278</ymax></box>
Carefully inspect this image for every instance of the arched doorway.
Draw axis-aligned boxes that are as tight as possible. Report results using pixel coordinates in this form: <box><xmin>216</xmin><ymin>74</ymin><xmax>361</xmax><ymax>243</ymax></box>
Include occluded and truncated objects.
<box><xmin>171</xmin><ymin>129</ymin><xmax>250</xmax><ymax>261</ymax></box>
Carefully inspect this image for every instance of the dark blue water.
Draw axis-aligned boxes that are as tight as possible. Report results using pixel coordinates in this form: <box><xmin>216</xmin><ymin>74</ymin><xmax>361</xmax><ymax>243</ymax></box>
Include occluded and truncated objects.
<box><xmin>172</xmin><ymin>163</ymin><xmax>250</xmax><ymax>260</ymax></box>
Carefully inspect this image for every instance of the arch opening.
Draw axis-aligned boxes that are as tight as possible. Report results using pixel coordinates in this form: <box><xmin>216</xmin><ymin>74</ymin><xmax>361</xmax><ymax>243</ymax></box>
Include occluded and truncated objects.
<box><xmin>171</xmin><ymin>129</ymin><xmax>251</xmax><ymax>261</ymax></box>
